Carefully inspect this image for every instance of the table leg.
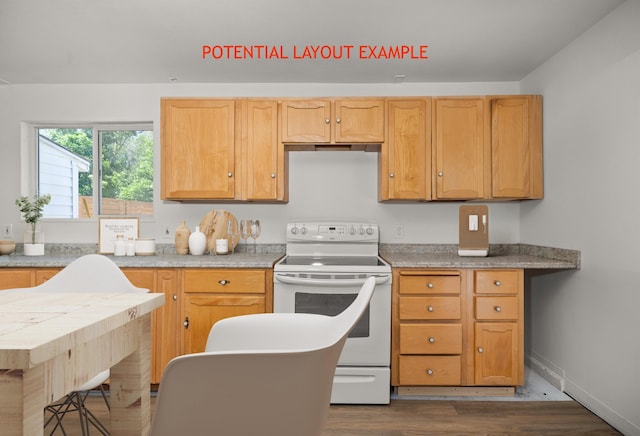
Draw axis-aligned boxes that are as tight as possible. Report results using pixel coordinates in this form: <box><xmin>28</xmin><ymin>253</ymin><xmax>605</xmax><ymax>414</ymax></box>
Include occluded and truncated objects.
<box><xmin>0</xmin><ymin>365</ymin><xmax>46</xmax><ymax>436</ymax></box>
<box><xmin>110</xmin><ymin>314</ymin><xmax>152</xmax><ymax>435</ymax></box>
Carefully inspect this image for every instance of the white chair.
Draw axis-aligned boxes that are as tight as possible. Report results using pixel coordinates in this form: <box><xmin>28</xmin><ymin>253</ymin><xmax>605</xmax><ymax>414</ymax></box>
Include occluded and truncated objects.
<box><xmin>150</xmin><ymin>276</ymin><xmax>377</xmax><ymax>436</ymax></box>
<box><xmin>15</xmin><ymin>254</ymin><xmax>148</xmax><ymax>436</ymax></box>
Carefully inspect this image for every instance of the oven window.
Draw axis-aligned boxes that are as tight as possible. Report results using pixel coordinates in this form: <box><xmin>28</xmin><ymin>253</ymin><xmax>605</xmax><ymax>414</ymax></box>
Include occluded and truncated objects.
<box><xmin>294</xmin><ymin>293</ymin><xmax>369</xmax><ymax>338</ymax></box>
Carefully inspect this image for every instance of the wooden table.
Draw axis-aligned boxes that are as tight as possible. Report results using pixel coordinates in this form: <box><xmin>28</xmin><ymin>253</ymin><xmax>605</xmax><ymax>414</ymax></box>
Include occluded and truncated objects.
<box><xmin>0</xmin><ymin>290</ymin><xmax>164</xmax><ymax>435</ymax></box>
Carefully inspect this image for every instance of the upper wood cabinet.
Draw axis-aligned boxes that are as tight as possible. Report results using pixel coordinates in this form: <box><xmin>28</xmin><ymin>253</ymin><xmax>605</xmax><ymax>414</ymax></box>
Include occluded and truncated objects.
<box><xmin>379</xmin><ymin>98</ymin><xmax>431</xmax><ymax>201</ymax></box>
<box><xmin>241</xmin><ymin>100</ymin><xmax>287</xmax><ymax>202</ymax></box>
<box><xmin>489</xmin><ymin>95</ymin><xmax>543</xmax><ymax>199</ymax></box>
<box><xmin>161</xmin><ymin>98</ymin><xmax>238</xmax><ymax>200</ymax></box>
<box><xmin>432</xmin><ymin>97</ymin><xmax>488</xmax><ymax>200</ymax></box>
<box><xmin>160</xmin><ymin>95</ymin><xmax>542</xmax><ymax>202</ymax></box>
<box><xmin>280</xmin><ymin>99</ymin><xmax>385</xmax><ymax>143</ymax></box>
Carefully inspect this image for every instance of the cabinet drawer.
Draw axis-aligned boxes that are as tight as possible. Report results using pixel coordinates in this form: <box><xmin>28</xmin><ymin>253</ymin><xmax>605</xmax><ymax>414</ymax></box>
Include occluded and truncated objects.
<box><xmin>475</xmin><ymin>270</ymin><xmax>519</xmax><ymax>294</ymax></box>
<box><xmin>399</xmin><ymin>296</ymin><xmax>461</xmax><ymax>320</ymax></box>
<box><xmin>399</xmin><ymin>324</ymin><xmax>462</xmax><ymax>355</ymax></box>
<box><xmin>183</xmin><ymin>269</ymin><xmax>266</xmax><ymax>294</ymax></box>
<box><xmin>475</xmin><ymin>296</ymin><xmax>518</xmax><ymax>320</ymax></box>
<box><xmin>399</xmin><ymin>274</ymin><xmax>460</xmax><ymax>294</ymax></box>
<box><xmin>399</xmin><ymin>356</ymin><xmax>461</xmax><ymax>385</ymax></box>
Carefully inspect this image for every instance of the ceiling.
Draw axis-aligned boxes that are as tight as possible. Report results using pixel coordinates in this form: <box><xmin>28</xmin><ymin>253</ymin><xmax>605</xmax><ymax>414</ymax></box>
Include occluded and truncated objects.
<box><xmin>0</xmin><ymin>0</ymin><xmax>624</xmax><ymax>85</ymax></box>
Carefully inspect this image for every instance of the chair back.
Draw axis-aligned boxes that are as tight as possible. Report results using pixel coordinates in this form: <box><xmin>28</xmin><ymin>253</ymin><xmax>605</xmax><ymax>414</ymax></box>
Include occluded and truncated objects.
<box><xmin>30</xmin><ymin>254</ymin><xmax>147</xmax><ymax>293</ymax></box>
<box><xmin>150</xmin><ymin>277</ymin><xmax>377</xmax><ymax>436</ymax></box>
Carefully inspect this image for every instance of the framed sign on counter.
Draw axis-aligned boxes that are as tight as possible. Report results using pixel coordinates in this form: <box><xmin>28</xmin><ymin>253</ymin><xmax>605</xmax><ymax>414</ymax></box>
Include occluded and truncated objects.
<box><xmin>98</xmin><ymin>217</ymin><xmax>139</xmax><ymax>254</ymax></box>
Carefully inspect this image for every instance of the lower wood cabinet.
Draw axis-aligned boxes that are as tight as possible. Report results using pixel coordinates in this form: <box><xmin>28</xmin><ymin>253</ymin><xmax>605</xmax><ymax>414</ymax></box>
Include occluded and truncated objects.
<box><xmin>123</xmin><ymin>268</ymin><xmax>181</xmax><ymax>384</ymax></box>
<box><xmin>182</xmin><ymin>269</ymin><xmax>272</xmax><ymax>355</ymax></box>
<box><xmin>392</xmin><ymin>268</ymin><xmax>524</xmax><ymax>389</ymax></box>
<box><xmin>0</xmin><ymin>269</ymin><xmax>37</xmax><ymax>289</ymax></box>
<box><xmin>1</xmin><ymin>266</ymin><xmax>272</xmax><ymax>385</ymax></box>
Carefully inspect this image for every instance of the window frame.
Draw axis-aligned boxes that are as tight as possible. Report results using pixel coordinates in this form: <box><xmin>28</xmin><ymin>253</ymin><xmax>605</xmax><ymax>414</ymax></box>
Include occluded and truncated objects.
<box><xmin>21</xmin><ymin>121</ymin><xmax>155</xmax><ymax>222</ymax></box>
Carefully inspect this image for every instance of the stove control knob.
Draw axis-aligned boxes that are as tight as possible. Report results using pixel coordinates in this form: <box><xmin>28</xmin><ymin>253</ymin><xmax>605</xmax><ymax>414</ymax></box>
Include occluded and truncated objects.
<box><xmin>358</xmin><ymin>227</ymin><xmax>365</xmax><ymax>235</ymax></box>
<box><xmin>290</xmin><ymin>226</ymin><xmax>299</xmax><ymax>235</ymax></box>
<box><xmin>300</xmin><ymin>226</ymin><xmax>308</xmax><ymax>235</ymax></box>
<box><xmin>349</xmin><ymin>226</ymin><xmax>356</xmax><ymax>235</ymax></box>
<box><xmin>366</xmin><ymin>227</ymin><xmax>374</xmax><ymax>235</ymax></box>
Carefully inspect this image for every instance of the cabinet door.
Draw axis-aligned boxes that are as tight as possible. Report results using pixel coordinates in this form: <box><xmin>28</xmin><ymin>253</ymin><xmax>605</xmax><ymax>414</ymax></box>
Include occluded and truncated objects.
<box><xmin>334</xmin><ymin>99</ymin><xmax>385</xmax><ymax>143</ymax></box>
<box><xmin>125</xmin><ymin>268</ymin><xmax>180</xmax><ymax>383</ymax></box>
<box><xmin>491</xmin><ymin>95</ymin><xmax>543</xmax><ymax>199</ymax></box>
<box><xmin>0</xmin><ymin>269</ymin><xmax>33</xmax><ymax>289</ymax></box>
<box><xmin>381</xmin><ymin>99</ymin><xmax>430</xmax><ymax>200</ymax></box>
<box><xmin>242</xmin><ymin>100</ymin><xmax>286</xmax><ymax>201</ymax></box>
<box><xmin>433</xmin><ymin>98</ymin><xmax>487</xmax><ymax>199</ymax></box>
<box><xmin>35</xmin><ymin>269</ymin><xmax>61</xmax><ymax>284</ymax></box>
<box><xmin>280</xmin><ymin>99</ymin><xmax>331</xmax><ymax>143</ymax></box>
<box><xmin>474</xmin><ymin>322</ymin><xmax>519</xmax><ymax>385</ymax></box>
<box><xmin>161</xmin><ymin>99</ymin><xmax>237</xmax><ymax>200</ymax></box>
<box><xmin>182</xmin><ymin>294</ymin><xmax>265</xmax><ymax>354</ymax></box>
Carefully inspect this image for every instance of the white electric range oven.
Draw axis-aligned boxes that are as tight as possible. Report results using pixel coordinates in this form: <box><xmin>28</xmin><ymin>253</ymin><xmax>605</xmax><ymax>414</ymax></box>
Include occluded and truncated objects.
<box><xmin>273</xmin><ymin>221</ymin><xmax>391</xmax><ymax>404</ymax></box>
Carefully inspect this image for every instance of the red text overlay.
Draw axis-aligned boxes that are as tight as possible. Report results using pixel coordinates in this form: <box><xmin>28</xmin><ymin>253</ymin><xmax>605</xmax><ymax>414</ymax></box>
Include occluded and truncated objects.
<box><xmin>201</xmin><ymin>44</ymin><xmax>428</xmax><ymax>60</ymax></box>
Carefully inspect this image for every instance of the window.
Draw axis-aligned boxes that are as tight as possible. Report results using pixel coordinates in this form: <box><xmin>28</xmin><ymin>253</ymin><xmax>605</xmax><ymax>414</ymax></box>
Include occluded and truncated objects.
<box><xmin>35</xmin><ymin>125</ymin><xmax>154</xmax><ymax>219</ymax></box>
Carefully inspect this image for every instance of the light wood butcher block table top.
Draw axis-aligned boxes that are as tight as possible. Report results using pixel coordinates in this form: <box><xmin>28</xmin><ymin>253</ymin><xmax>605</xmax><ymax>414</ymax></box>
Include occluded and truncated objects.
<box><xmin>0</xmin><ymin>290</ymin><xmax>164</xmax><ymax>436</ymax></box>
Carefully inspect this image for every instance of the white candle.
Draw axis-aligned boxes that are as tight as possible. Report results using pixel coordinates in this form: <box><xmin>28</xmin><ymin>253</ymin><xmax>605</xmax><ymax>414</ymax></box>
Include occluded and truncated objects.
<box><xmin>216</xmin><ymin>238</ymin><xmax>229</xmax><ymax>254</ymax></box>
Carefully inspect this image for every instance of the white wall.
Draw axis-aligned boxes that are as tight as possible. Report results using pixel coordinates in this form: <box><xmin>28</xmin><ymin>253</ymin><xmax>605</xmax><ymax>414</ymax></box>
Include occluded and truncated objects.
<box><xmin>0</xmin><ymin>82</ymin><xmax>521</xmax><ymax>245</ymax></box>
<box><xmin>520</xmin><ymin>1</ymin><xmax>640</xmax><ymax>434</ymax></box>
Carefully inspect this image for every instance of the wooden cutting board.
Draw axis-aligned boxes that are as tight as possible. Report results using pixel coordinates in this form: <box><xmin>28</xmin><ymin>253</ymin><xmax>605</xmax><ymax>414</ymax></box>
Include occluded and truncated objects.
<box><xmin>199</xmin><ymin>210</ymin><xmax>239</xmax><ymax>253</ymax></box>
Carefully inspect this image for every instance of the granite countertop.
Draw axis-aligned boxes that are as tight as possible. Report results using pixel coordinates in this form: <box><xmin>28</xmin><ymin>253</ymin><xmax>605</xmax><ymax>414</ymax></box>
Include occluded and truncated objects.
<box><xmin>0</xmin><ymin>243</ymin><xmax>286</xmax><ymax>269</ymax></box>
<box><xmin>0</xmin><ymin>243</ymin><xmax>579</xmax><ymax>270</ymax></box>
<box><xmin>378</xmin><ymin>243</ymin><xmax>580</xmax><ymax>270</ymax></box>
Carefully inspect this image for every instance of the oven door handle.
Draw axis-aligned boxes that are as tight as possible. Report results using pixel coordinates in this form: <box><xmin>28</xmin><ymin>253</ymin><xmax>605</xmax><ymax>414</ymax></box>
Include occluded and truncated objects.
<box><xmin>274</xmin><ymin>273</ymin><xmax>391</xmax><ymax>287</ymax></box>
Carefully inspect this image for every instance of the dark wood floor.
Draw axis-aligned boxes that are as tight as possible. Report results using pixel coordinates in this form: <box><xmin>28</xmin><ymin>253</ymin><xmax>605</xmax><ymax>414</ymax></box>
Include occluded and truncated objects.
<box><xmin>45</xmin><ymin>395</ymin><xmax>621</xmax><ymax>435</ymax></box>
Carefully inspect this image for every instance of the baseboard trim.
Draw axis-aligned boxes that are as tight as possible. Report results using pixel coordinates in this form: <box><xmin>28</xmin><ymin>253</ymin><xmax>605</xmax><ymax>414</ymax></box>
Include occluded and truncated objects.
<box><xmin>526</xmin><ymin>352</ymin><xmax>565</xmax><ymax>392</ymax></box>
<box><xmin>396</xmin><ymin>386</ymin><xmax>515</xmax><ymax>397</ymax></box>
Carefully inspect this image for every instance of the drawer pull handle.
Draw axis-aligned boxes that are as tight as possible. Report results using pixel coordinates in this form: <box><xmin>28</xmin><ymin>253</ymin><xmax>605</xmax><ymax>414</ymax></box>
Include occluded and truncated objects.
<box><xmin>427</xmin><ymin>305</ymin><xmax>435</xmax><ymax>312</ymax></box>
<box><xmin>172</xmin><ymin>294</ymin><xmax>178</xmax><ymax>301</ymax></box>
<box><xmin>325</xmin><ymin>118</ymin><xmax>331</xmax><ymax>124</ymax></box>
<box><xmin>426</xmin><ymin>369</ymin><xmax>434</xmax><ymax>375</ymax></box>
<box><xmin>427</xmin><ymin>282</ymin><xmax>434</xmax><ymax>288</ymax></box>
<box><xmin>427</xmin><ymin>337</ymin><xmax>436</xmax><ymax>343</ymax></box>
<box><xmin>494</xmin><ymin>306</ymin><xmax>502</xmax><ymax>312</ymax></box>
<box><xmin>218</xmin><ymin>279</ymin><xmax>230</xmax><ymax>285</ymax></box>
<box><xmin>477</xmin><ymin>347</ymin><xmax>484</xmax><ymax>353</ymax></box>
<box><xmin>494</xmin><ymin>280</ymin><xmax>501</xmax><ymax>286</ymax></box>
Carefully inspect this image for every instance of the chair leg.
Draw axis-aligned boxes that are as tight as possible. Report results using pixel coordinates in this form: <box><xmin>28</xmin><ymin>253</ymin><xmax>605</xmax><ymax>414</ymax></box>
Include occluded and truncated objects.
<box><xmin>45</xmin><ymin>388</ymin><xmax>110</xmax><ymax>436</ymax></box>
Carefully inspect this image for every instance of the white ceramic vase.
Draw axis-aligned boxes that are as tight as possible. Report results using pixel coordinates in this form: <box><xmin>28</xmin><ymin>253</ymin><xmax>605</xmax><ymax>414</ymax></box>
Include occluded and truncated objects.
<box><xmin>23</xmin><ymin>243</ymin><xmax>45</xmax><ymax>256</ymax></box>
<box><xmin>188</xmin><ymin>226</ymin><xmax>207</xmax><ymax>256</ymax></box>
<box><xmin>23</xmin><ymin>224</ymin><xmax>45</xmax><ymax>256</ymax></box>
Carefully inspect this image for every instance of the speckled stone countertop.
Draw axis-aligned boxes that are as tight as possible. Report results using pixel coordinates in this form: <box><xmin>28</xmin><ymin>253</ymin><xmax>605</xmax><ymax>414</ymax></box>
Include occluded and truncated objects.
<box><xmin>1</xmin><ymin>243</ymin><xmax>579</xmax><ymax>270</ymax></box>
<box><xmin>379</xmin><ymin>243</ymin><xmax>580</xmax><ymax>270</ymax></box>
<box><xmin>0</xmin><ymin>243</ymin><xmax>286</xmax><ymax>269</ymax></box>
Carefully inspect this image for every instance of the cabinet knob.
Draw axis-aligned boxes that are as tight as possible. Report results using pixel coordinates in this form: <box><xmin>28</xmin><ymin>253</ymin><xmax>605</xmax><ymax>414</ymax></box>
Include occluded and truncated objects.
<box><xmin>494</xmin><ymin>280</ymin><xmax>501</xmax><ymax>286</ymax></box>
<box><xmin>427</xmin><ymin>305</ymin><xmax>435</xmax><ymax>312</ymax></box>
<box><xmin>494</xmin><ymin>306</ymin><xmax>502</xmax><ymax>312</ymax></box>
<box><xmin>172</xmin><ymin>294</ymin><xmax>177</xmax><ymax>301</ymax></box>
<box><xmin>427</xmin><ymin>282</ymin><xmax>434</xmax><ymax>288</ymax></box>
<box><xmin>271</xmin><ymin>173</ymin><xmax>276</xmax><ymax>178</ymax></box>
<box><xmin>183</xmin><ymin>317</ymin><xmax>190</xmax><ymax>329</ymax></box>
<box><xmin>428</xmin><ymin>337</ymin><xmax>436</xmax><ymax>343</ymax></box>
<box><xmin>426</xmin><ymin>369</ymin><xmax>434</xmax><ymax>375</ymax></box>
<box><xmin>325</xmin><ymin>118</ymin><xmax>330</xmax><ymax>124</ymax></box>
<box><xmin>477</xmin><ymin>347</ymin><xmax>484</xmax><ymax>353</ymax></box>
<box><xmin>389</xmin><ymin>173</ymin><xmax>395</xmax><ymax>178</ymax></box>
<box><xmin>218</xmin><ymin>279</ymin><xmax>230</xmax><ymax>285</ymax></box>
<box><xmin>438</xmin><ymin>171</ymin><xmax>443</xmax><ymax>177</ymax></box>
<box><xmin>336</xmin><ymin>118</ymin><xmax>341</xmax><ymax>123</ymax></box>
<box><xmin>228</xmin><ymin>172</ymin><xmax>233</xmax><ymax>177</ymax></box>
